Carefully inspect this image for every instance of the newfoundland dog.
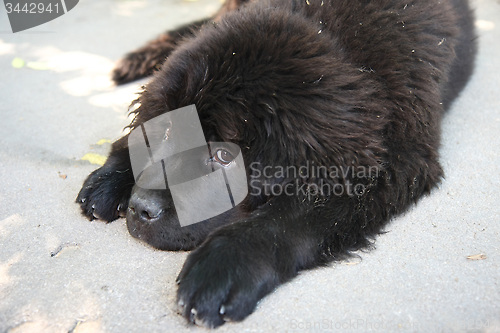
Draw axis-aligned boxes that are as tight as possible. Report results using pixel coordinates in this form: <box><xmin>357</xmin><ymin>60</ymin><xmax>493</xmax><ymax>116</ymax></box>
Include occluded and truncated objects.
<box><xmin>77</xmin><ymin>0</ymin><xmax>476</xmax><ymax>328</ymax></box>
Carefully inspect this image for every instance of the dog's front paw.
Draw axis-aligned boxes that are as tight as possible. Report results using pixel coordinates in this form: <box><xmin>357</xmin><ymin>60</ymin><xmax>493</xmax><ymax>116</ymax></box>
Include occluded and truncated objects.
<box><xmin>176</xmin><ymin>235</ymin><xmax>279</xmax><ymax>328</ymax></box>
<box><xmin>76</xmin><ymin>165</ymin><xmax>133</xmax><ymax>222</ymax></box>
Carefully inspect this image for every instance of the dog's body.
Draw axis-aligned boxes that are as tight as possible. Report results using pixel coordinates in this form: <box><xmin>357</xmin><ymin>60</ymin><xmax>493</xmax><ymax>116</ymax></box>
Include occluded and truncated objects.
<box><xmin>77</xmin><ymin>0</ymin><xmax>476</xmax><ymax>327</ymax></box>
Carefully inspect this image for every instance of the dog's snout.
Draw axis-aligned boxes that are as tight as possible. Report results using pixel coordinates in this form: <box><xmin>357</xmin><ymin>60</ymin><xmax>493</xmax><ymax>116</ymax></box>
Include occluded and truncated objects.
<box><xmin>128</xmin><ymin>192</ymin><xmax>164</xmax><ymax>223</ymax></box>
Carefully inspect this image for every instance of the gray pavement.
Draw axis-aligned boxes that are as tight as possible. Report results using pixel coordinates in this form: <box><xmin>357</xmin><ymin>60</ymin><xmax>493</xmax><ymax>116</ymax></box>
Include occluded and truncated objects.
<box><xmin>0</xmin><ymin>0</ymin><xmax>499</xmax><ymax>332</ymax></box>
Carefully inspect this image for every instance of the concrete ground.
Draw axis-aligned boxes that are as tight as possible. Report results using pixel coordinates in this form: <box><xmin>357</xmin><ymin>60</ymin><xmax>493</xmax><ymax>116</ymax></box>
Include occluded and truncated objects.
<box><xmin>0</xmin><ymin>0</ymin><xmax>499</xmax><ymax>332</ymax></box>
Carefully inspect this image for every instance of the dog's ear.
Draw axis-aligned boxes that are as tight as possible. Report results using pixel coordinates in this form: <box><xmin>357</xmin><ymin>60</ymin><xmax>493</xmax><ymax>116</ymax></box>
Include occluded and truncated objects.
<box><xmin>250</xmin><ymin>72</ymin><xmax>390</xmax><ymax>171</ymax></box>
<box><xmin>303</xmin><ymin>68</ymin><xmax>391</xmax><ymax>170</ymax></box>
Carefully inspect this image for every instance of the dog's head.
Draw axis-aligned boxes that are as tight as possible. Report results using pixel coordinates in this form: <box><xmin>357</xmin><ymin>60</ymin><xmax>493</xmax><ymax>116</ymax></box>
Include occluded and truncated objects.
<box><xmin>124</xmin><ymin>4</ymin><xmax>387</xmax><ymax>250</ymax></box>
<box><xmin>126</xmin><ymin>136</ymin><xmax>256</xmax><ymax>251</ymax></box>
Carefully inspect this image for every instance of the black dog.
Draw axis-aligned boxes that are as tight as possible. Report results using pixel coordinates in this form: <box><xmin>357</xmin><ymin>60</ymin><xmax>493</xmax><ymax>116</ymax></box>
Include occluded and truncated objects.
<box><xmin>77</xmin><ymin>0</ymin><xmax>476</xmax><ymax>328</ymax></box>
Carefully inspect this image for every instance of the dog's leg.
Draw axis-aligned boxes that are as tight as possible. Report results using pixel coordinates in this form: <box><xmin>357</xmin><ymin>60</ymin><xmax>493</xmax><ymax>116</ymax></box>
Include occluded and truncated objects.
<box><xmin>76</xmin><ymin>136</ymin><xmax>135</xmax><ymax>221</ymax></box>
<box><xmin>112</xmin><ymin>0</ymin><xmax>252</xmax><ymax>84</ymax></box>
<box><xmin>174</xmin><ymin>191</ymin><xmax>375</xmax><ymax>327</ymax></box>
<box><xmin>175</xmin><ymin>193</ymin><xmax>357</xmax><ymax>327</ymax></box>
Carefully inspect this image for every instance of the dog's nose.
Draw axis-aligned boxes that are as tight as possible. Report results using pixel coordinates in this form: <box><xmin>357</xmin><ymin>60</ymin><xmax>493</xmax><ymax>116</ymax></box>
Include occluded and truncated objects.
<box><xmin>128</xmin><ymin>192</ymin><xmax>164</xmax><ymax>223</ymax></box>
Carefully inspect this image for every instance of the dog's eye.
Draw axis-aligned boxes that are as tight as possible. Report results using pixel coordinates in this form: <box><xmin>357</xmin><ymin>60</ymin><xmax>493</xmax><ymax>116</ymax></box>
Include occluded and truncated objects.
<box><xmin>213</xmin><ymin>149</ymin><xmax>234</xmax><ymax>166</ymax></box>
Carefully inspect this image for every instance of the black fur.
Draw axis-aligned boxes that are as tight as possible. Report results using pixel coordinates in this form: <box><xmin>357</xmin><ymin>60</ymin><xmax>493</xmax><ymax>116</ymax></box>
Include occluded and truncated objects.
<box><xmin>77</xmin><ymin>0</ymin><xmax>476</xmax><ymax>328</ymax></box>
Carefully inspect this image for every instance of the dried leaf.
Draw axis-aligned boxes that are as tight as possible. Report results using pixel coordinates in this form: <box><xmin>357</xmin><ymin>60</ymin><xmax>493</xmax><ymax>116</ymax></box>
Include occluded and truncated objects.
<box><xmin>466</xmin><ymin>254</ymin><xmax>486</xmax><ymax>260</ymax></box>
